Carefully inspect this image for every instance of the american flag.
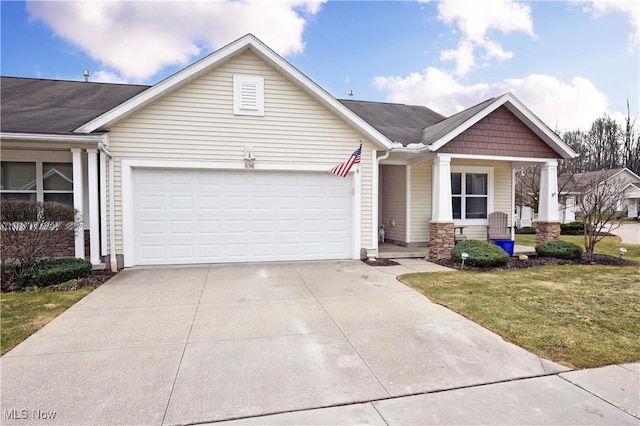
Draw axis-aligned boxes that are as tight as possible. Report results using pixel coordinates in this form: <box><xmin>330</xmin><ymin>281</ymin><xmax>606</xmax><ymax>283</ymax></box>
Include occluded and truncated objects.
<box><xmin>329</xmin><ymin>144</ymin><xmax>362</xmax><ymax>177</ymax></box>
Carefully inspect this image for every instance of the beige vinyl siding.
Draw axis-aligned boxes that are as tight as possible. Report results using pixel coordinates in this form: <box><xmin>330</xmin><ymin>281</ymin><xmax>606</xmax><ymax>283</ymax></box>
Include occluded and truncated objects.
<box><xmin>107</xmin><ymin>51</ymin><xmax>375</xmax><ymax>254</ymax></box>
<box><xmin>409</xmin><ymin>160</ymin><xmax>432</xmax><ymax>243</ymax></box>
<box><xmin>450</xmin><ymin>159</ymin><xmax>513</xmax><ymax>240</ymax></box>
<box><xmin>380</xmin><ymin>165</ymin><xmax>406</xmax><ymax>243</ymax></box>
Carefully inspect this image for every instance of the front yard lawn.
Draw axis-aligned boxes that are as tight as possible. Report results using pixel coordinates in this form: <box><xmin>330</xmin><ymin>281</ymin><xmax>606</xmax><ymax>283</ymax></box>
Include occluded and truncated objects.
<box><xmin>400</xmin><ymin>263</ymin><xmax>640</xmax><ymax>368</ymax></box>
<box><xmin>1</xmin><ymin>288</ymin><xmax>93</xmax><ymax>355</ymax></box>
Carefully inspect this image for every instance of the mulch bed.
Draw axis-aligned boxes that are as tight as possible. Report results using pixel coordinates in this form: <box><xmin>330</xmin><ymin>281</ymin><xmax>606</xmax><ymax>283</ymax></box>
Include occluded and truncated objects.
<box><xmin>433</xmin><ymin>253</ymin><xmax>636</xmax><ymax>272</ymax></box>
<box><xmin>1</xmin><ymin>269</ymin><xmax>118</xmax><ymax>293</ymax></box>
<box><xmin>362</xmin><ymin>258</ymin><xmax>400</xmax><ymax>267</ymax></box>
<box><xmin>53</xmin><ymin>269</ymin><xmax>118</xmax><ymax>291</ymax></box>
<box><xmin>363</xmin><ymin>253</ymin><xmax>636</xmax><ymax>270</ymax></box>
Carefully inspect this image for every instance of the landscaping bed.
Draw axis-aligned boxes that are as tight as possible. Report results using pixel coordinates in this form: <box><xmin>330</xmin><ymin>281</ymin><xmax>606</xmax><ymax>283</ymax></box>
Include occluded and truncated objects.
<box><xmin>1</xmin><ymin>269</ymin><xmax>117</xmax><ymax>293</ymax></box>
<box><xmin>362</xmin><ymin>258</ymin><xmax>400</xmax><ymax>267</ymax></box>
<box><xmin>434</xmin><ymin>253</ymin><xmax>636</xmax><ymax>271</ymax></box>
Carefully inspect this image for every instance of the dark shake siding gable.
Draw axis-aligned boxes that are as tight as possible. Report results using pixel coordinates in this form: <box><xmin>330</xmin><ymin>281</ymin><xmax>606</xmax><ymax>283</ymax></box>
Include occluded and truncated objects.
<box><xmin>438</xmin><ymin>106</ymin><xmax>559</xmax><ymax>158</ymax></box>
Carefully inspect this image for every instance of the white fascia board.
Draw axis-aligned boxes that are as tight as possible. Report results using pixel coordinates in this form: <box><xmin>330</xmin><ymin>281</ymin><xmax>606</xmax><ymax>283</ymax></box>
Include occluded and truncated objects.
<box><xmin>445</xmin><ymin>153</ymin><xmax>559</xmax><ymax>164</ymax></box>
<box><xmin>615</xmin><ymin>168</ymin><xmax>640</xmax><ymax>182</ymax></box>
<box><xmin>424</xmin><ymin>93</ymin><xmax>578</xmax><ymax>160</ymax></box>
<box><xmin>1</xmin><ymin>132</ymin><xmax>102</xmax><ymax>144</ymax></box>
<box><xmin>74</xmin><ymin>34</ymin><xmax>392</xmax><ymax>150</ymax></box>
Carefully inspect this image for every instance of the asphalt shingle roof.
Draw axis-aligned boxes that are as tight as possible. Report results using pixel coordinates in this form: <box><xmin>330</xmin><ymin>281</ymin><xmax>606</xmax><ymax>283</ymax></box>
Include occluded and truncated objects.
<box><xmin>420</xmin><ymin>97</ymin><xmax>496</xmax><ymax>145</ymax></box>
<box><xmin>339</xmin><ymin>99</ymin><xmax>445</xmax><ymax>146</ymax></box>
<box><xmin>560</xmin><ymin>168</ymin><xmax>628</xmax><ymax>192</ymax></box>
<box><xmin>2</xmin><ymin>76</ymin><xmax>505</xmax><ymax>150</ymax></box>
<box><xmin>1</xmin><ymin>77</ymin><xmax>150</xmax><ymax>135</ymax></box>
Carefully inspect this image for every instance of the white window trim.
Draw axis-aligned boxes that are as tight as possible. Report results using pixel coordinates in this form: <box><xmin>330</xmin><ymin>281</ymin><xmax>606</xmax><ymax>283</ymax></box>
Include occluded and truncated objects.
<box><xmin>451</xmin><ymin>165</ymin><xmax>494</xmax><ymax>226</ymax></box>
<box><xmin>233</xmin><ymin>74</ymin><xmax>264</xmax><ymax>116</ymax></box>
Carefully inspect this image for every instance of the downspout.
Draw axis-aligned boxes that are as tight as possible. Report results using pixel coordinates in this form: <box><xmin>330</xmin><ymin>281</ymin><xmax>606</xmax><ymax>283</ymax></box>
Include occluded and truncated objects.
<box><xmin>371</xmin><ymin>149</ymin><xmax>391</xmax><ymax>258</ymax></box>
<box><xmin>98</xmin><ymin>134</ymin><xmax>118</xmax><ymax>272</ymax></box>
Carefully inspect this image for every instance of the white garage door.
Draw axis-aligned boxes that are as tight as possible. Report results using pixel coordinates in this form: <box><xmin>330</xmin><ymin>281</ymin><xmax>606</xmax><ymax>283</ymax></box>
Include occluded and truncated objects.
<box><xmin>132</xmin><ymin>169</ymin><xmax>353</xmax><ymax>265</ymax></box>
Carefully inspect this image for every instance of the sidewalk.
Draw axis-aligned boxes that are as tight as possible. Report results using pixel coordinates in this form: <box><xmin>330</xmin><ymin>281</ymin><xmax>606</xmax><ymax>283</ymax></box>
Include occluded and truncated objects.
<box><xmin>217</xmin><ymin>361</ymin><xmax>639</xmax><ymax>425</ymax></box>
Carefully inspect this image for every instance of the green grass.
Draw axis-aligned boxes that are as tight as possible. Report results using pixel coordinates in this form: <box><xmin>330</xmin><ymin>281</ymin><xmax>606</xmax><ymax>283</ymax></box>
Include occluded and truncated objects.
<box><xmin>1</xmin><ymin>288</ymin><xmax>93</xmax><ymax>355</ymax></box>
<box><xmin>400</xmin><ymin>261</ymin><xmax>640</xmax><ymax>368</ymax></box>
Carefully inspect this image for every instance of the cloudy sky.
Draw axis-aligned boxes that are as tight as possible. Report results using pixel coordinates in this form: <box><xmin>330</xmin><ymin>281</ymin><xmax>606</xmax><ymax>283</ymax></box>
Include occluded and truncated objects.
<box><xmin>2</xmin><ymin>0</ymin><xmax>638</xmax><ymax>132</ymax></box>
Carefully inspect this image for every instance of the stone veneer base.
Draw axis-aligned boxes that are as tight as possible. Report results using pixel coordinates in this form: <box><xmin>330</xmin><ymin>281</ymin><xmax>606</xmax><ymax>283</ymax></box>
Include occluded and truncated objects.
<box><xmin>534</xmin><ymin>221</ymin><xmax>561</xmax><ymax>245</ymax></box>
<box><xmin>429</xmin><ymin>221</ymin><xmax>455</xmax><ymax>260</ymax></box>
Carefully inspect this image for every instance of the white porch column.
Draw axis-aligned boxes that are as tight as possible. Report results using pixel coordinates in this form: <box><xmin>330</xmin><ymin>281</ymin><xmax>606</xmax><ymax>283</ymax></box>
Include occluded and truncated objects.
<box><xmin>429</xmin><ymin>155</ymin><xmax>455</xmax><ymax>259</ymax></box>
<box><xmin>71</xmin><ymin>148</ymin><xmax>85</xmax><ymax>259</ymax></box>
<box><xmin>538</xmin><ymin>160</ymin><xmax>559</xmax><ymax>221</ymax></box>
<box><xmin>432</xmin><ymin>155</ymin><xmax>453</xmax><ymax>221</ymax></box>
<box><xmin>99</xmin><ymin>150</ymin><xmax>108</xmax><ymax>256</ymax></box>
<box><xmin>87</xmin><ymin>149</ymin><xmax>100</xmax><ymax>265</ymax></box>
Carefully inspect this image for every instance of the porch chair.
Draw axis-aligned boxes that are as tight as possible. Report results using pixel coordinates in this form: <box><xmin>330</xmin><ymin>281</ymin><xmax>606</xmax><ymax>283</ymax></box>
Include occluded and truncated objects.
<box><xmin>486</xmin><ymin>211</ymin><xmax>512</xmax><ymax>241</ymax></box>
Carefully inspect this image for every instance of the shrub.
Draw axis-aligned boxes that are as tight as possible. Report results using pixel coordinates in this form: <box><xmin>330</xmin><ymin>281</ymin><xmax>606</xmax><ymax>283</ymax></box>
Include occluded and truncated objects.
<box><xmin>18</xmin><ymin>258</ymin><xmax>92</xmax><ymax>289</ymax></box>
<box><xmin>451</xmin><ymin>239</ymin><xmax>510</xmax><ymax>267</ymax></box>
<box><xmin>535</xmin><ymin>240</ymin><xmax>583</xmax><ymax>260</ymax></box>
<box><xmin>1</xmin><ymin>200</ymin><xmax>82</xmax><ymax>277</ymax></box>
<box><xmin>561</xmin><ymin>221</ymin><xmax>584</xmax><ymax>235</ymax></box>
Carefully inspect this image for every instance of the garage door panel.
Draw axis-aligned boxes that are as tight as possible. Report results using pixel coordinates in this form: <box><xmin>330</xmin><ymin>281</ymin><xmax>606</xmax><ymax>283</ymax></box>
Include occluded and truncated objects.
<box><xmin>133</xmin><ymin>169</ymin><xmax>353</xmax><ymax>265</ymax></box>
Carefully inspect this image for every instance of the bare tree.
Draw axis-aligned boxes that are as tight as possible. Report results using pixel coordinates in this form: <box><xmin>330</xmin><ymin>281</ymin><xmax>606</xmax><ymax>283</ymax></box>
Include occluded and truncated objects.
<box><xmin>572</xmin><ymin>172</ymin><xmax>627</xmax><ymax>257</ymax></box>
<box><xmin>1</xmin><ymin>200</ymin><xmax>83</xmax><ymax>276</ymax></box>
<box><xmin>622</xmin><ymin>99</ymin><xmax>640</xmax><ymax>175</ymax></box>
<box><xmin>515</xmin><ymin>165</ymin><xmax>540</xmax><ymax>211</ymax></box>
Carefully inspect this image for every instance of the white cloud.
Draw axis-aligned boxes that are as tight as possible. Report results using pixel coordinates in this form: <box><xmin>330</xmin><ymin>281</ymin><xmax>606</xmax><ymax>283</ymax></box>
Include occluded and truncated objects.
<box><xmin>373</xmin><ymin>69</ymin><xmax>609</xmax><ymax>131</ymax></box>
<box><xmin>579</xmin><ymin>0</ymin><xmax>640</xmax><ymax>48</ymax></box>
<box><xmin>436</xmin><ymin>0</ymin><xmax>535</xmax><ymax>76</ymax></box>
<box><xmin>91</xmin><ymin>70</ymin><xmax>130</xmax><ymax>84</ymax></box>
<box><xmin>26</xmin><ymin>0</ymin><xmax>326</xmax><ymax>83</ymax></box>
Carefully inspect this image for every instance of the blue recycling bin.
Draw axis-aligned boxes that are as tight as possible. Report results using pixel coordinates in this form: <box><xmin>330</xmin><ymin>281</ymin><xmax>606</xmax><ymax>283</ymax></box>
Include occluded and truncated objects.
<box><xmin>494</xmin><ymin>240</ymin><xmax>514</xmax><ymax>256</ymax></box>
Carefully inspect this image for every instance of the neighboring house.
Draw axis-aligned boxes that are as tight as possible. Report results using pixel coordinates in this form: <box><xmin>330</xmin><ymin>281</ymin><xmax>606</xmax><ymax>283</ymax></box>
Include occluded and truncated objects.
<box><xmin>0</xmin><ymin>34</ymin><xmax>577</xmax><ymax>269</ymax></box>
<box><xmin>559</xmin><ymin>168</ymin><xmax>640</xmax><ymax>223</ymax></box>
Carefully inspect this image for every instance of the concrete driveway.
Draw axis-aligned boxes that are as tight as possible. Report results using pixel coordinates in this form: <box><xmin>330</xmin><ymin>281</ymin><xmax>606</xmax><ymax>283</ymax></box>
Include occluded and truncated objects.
<box><xmin>613</xmin><ymin>222</ymin><xmax>640</xmax><ymax>245</ymax></box>
<box><xmin>1</xmin><ymin>260</ymin><xmax>638</xmax><ymax>425</ymax></box>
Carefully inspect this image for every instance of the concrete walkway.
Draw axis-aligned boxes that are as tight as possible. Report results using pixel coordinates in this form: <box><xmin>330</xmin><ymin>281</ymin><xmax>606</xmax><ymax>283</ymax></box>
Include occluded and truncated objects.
<box><xmin>1</xmin><ymin>260</ymin><xmax>638</xmax><ymax>425</ymax></box>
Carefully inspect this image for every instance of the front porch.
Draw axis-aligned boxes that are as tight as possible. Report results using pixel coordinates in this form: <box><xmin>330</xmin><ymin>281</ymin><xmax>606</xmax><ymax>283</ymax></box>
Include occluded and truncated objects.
<box><xmin>1</xmin><ymin>139</ymin><xmax>106</xmax><ymax>268</ymax></box>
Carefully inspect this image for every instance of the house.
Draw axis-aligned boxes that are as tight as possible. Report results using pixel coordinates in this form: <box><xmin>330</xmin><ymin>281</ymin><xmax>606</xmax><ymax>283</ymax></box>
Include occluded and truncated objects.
<box><xmin>559</xmin><ymin>168</ymin><xmax>640</xmax><ymax>223</ymax></box>
<box><xmin>0</xmin><ymin>34</ymin><xmax>577</xmax><ymax>270</ymax></box>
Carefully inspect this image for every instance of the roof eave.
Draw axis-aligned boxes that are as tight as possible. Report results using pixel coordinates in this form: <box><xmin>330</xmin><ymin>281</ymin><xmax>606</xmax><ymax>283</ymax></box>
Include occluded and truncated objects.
<box><xmin>1</xmin><ymin>132</ymin><xmax>103</xmax><ymax>144</ymax></box>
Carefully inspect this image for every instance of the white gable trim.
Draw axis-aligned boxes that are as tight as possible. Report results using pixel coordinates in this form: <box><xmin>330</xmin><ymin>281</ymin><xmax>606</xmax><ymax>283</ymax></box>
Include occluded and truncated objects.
<box><xmin>613</xmin><ymin>168</ymin><xmax>640</xmax><ymax>182</ymax></box>
<box><xmin>74</xmin><ymin>34</ymin><xmax>391</xmax><ymax>150</ymax></box>
<box><xmin>427</xmin><ymin>93</ymin><xmax>577</xmax><ymax>160</ymax></box>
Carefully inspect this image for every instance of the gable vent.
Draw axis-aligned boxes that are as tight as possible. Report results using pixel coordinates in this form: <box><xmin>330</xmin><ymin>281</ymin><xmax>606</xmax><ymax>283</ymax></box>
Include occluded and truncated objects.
<box><xmin>233</xmin><ymin>74</ymin><xmax>264</xmax><ymax>116</ymax></box>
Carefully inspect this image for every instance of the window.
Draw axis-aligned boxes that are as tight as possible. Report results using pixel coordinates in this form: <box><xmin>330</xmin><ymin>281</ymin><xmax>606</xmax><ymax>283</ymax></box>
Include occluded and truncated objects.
<box><xmin>1</xmin><ymin>161</ymin><xmax>73</xmax><ymax>206</ymax></box>
<box><xmin>451</xmin><ymin>171</ymin><xmax>489</xmax><ymax>220</ymax></box>
<box><xmin>43</xmin><ymin>163</ymin><xmax>74</xmax><ymax>205</ymax></box>
<box><xmin>0</xmin><ymin>162</ymin><xmax>37</xmax><ymax>201</ymax></box>
<box><xmin>233</xmin><ymin>74</ymin><xmax>264</xmax><ymax>116</ymax></box>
